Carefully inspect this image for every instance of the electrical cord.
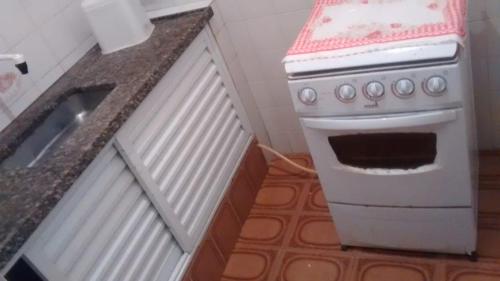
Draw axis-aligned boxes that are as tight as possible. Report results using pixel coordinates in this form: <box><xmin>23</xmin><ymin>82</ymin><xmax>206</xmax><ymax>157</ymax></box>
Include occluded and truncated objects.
<box><xmin>257</xmin><ymin>143</ymin><xmax>318</xmax><ymax>175</ymax></box>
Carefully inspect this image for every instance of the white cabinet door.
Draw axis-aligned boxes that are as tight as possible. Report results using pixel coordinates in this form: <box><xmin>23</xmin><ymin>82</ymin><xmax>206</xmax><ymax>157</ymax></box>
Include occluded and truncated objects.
<box><xmin>116</xmin><ymin>27</ymin><xmax>252</xmax><ymax>252</ymax></box>
<box><xmin>24</xmin><ymin>145</ymin><xmax>188</xmax><ymax>281</ymax></box>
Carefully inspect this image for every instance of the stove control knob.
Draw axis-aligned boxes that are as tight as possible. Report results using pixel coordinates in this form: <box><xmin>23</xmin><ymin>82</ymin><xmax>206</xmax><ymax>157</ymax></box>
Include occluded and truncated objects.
<box><xmin>364</xmin><ymin>81</ymin><xmax>385</xmax><ymax>100</ymax></box>
<box><xmin>298</xmin><ymin>87</ymin><xmax>318</xmax><ymax>105</ymax></box>
<box><xmin>424</xmin><ymin>76</ymin><xmax>447</xmax><ymax>96</ymax></box>
<box><xmin>336</xmin><ymin>84</ymin><xmax>356</xmax><ymax>102</ymax></box>
<box><xmin>394</xmin><ymin>78</ymin><xmax>415</xmax><ymax>98</ymax></box>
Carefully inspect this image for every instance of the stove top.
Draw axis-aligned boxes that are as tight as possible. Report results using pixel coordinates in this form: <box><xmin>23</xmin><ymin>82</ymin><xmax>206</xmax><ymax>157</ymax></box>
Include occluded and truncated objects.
<box><xmin>283</xmin><ymin>0</ymin><xmax>467</xmax><ymax>75</ymax></box>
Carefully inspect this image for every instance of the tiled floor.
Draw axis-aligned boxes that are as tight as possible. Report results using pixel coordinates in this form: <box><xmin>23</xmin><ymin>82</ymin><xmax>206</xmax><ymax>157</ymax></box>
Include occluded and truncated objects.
<box><xmin>220</xmin><ymin>153</ymin><xmax>500</xmax><ymax>281</ymax></box>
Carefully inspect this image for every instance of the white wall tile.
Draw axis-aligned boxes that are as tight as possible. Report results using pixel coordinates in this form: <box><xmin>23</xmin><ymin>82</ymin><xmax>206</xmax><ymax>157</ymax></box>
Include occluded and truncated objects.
<box><xmin>250</xmin><ymin>78</ymin><xmax>293</xmax><ymax>110</ymax></box>
<box><xmin>474</xmin><ymin>94</ymin><xmax>494</xmax><ymax>149</ymax></box>
<box><xmin>246</xmin><ymin>16</ymin><xmax>288</xmax><ymax>51</ymax></box>
<box><xmin>0</xmin><ymin>109</ymin><xmax>12</xmax><ymax>132</ymax></box>
<box><xmin>288</xmin><ymin>130</ymin><xmax>309</xmax><ymax>153</ymax></box>
<box><xmin>268</xmin><ymin>131</ymin><xmax>292</xmax><ymax>154</ymax></box>
<box><xmin>20</xmin><ymin>0</ymin><xmax>66</xmax><ymax>26</ymax></box>
<box><xmin>177</xmin><ymin>0</ymin><xmax>205</xmax><ymax>5</ymax></box>
<box><xmin>271</xmin><ymin>0</ymin><xmax>313</xmax><ymax>14</ymax></box>
<box><xmin>259</xmin><ymin>106</ymin><xmax>301</xmax><ymax>133</ymax></box>
<box><xmin>215</xmin><ymin>0</ymin><xmax>243</xmax><ymax>23</ymax></box>
<box><xmin>0</xmin><ymin>0</ymin><xmax>96</xmax><ymax>131</ymax></box>
<box><xmin>35</xmin><ymin>66</ymin><xmax>65</xmax><ymax>94</ymax></box>
<box><xmin>276</xmin><ymin>9</ymin><xmax>312</xmax><ymax>48</ymax></box>
<box><xmin>226</xmin><ymin>22</ymin><xmax>266</xmax><ymax>82</ymax></box>
<box><xmin>472</xmin><ymin>57</ymin><xmax>489</xmax><ymax>97</ymax></box>
<box><xmin>209</xmin><ymin>0</ymin><xmax>225</xmax><ymax>36</ymax></box>
<box><xmin>267</xmin><ymin>77</ymin><xmax>294</xmax><ymax>108</ymax></box>
<box><xmin>9</xmin><ymin>86</ymin><xmax>41</xmax><ymax>116</ymax></box>
<box><xmin>471</xmin><ymin>56</ymin><xmax>492</xmax><ymax>149</ymax></box>
<box><xmin>224</xmin><ymin>56</ymin><xmax>272</xmax><ymax>147</ymax></box>
<box><xmin>249</xmin><ymin>80</ymin><xmax>277</xmax><ymax>109</ymax></box>
<box><xmin>0</xmin><ymin>63</ymin><xmax>35</xmax><ymax>106</ymax></box>
<box><xmin>485</xmin><ymin>0</ymin><xmax>500</xmax><ymax>20</ymax></box>
<box><xmin>256</xmin><ymin>48</ymin><xmax>288</xmax><ymax>79</ymax></box>
<box><xmin>0</xmin><ymin>37</ymin><xmax>8</xmax><ymax>53</ymax></box>
<box><xmin>236</xmin><ymin>0</ymin><xmax>275</xmax><ymax>21</ymax></box>
<box><xmin>13</xmin><ymin>33</ymin><xmax>58</xmax><ymax>82</ymax></box>
<box><xmin>141</xmin><ymin>0</ymin><xmax>177</xmax><ymax>11</ymax></box>
<box><xmin>60</xmin><ymin>35</ymin><xmax>97</xmax><ymax>72</ymax></box>
<box><xmin>213</xmin><ymin>26</ymin><xmax>237</xmax><ymax>62</ymax></box>
<box><xmin>488</xmin><ymin>56</ymin><xmax>500</xmax><ymax>91</ymax></box>
<box><xmin>41</xmin><ymin>1</ymin><xmax>92</xmax><ymax>62</ymax></box>
<box><xmin>468</xmin><ymin>0</ymin><xmax>485</xmax><ymax>22</ymax></box>
<box><xmin>216</xmin><ymin>0</ymin><xmax>313</xmax><ymax>151</ymax></box>
<box><xmin>486</xmin><ymin>17</ymin><xmax>500</xmax><ymax>57</ymax></box>
<box><xmin>210</xmin><ymin>2</ymin><xmax>273</xmax><ymax>149</ymax></box>
<box><xmin>214</xmin><ymin>0</ymin><xmax>500</xmax><ymax>151</ymax></box>
<box><xmin>467</xmin><ymin>19</ymin><xmax>488</xmax><ymax>58</ymax></box>
<box><xmin>0</xmin><ymin>0</ymin><xmax>35</xmax><ymax>48</ymax></box>
<box><xmin>468</xmin><ymin>0</ymin><xmax>500</xmax><ymax>148</ymax></box>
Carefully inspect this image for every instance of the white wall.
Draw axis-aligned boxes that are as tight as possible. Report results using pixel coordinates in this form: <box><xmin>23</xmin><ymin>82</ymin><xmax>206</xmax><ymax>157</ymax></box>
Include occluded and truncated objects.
<box><xmin>208</xmin><ymin>2</ymin><xmax>273</xmax><ymax>151</ymax></box>
<box><xmin>141</xmin><ymin>0</ymin><xmax>210</xmax><ymax>15</ymax></box>
<box><xmin>212</xmin><ymin>0</ymin><xmax>314</xmax><ymax>154</ymax></box>
<box><xmin>1</xmin><ymin>0</ymin><xmax>499</xmax><ymax>152</ymax></box>
<box><xmin>469</xmin><ymin>0</ymin><xmax>500</xmax><ymax>150</ymax></box>
<box><xmin>212</xmin><ymin>0</ymin><xmax>500</xmax><ymax>152</ymax></box>
<box><xmin>0</xmin><ymin>0</ymin><xmax>96</xmax><ymax>131</ymax></box>
<box><xmin>0</xmin><ymin>0</ymin><xmax>273</xmax><ymax>155</ymax></box>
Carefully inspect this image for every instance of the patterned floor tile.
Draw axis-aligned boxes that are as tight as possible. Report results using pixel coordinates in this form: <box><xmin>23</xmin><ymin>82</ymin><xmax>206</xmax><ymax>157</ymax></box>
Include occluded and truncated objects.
<box><xmin>480</xmin><ymin>152</ymin><xmax>500</xmax><ymax>177</ymax></box>
<box><xmin>220</xmin><ymin>152</ymin><xmax>500</xmax><ymax>281</ymax></box>
<box><xmin>267</xmin><ymin>154</ymin><xmax>316</xmax><ymax>179</ymax></box>
<box><xmin>289</xmin><ymin>215</ymin><xmax>340</xmax><ymax>250</ymax></box>
<box><xmin>479</xmin><ymin>152</ymin><xmax>500</xmax><ymax>191</ymax></box>
<box><xmin>354</xmin><ymin>256</ymin><xmax>437</xmax><ymax>281</ymax></box>
<box><xmin>480</xmin><ymin>177</ymin><xmax>500</xmax><ymax>190</ymax></box>
<box><xmin>446</xmin><ymin>263</ymin><xmax>500</xmax><ymax>281</ymax></box>
<box><xmin>477</xmin><ymin>228</ymin><xmax>500</xmax><ymax>260</ymax></box>
<box><xmin>303</xmin><ymin>181</ymin><xmax>330</xmax><ymax>213</ymax></box>
<box><xmin>221</xmin><ymin>248</ymin><xmax>277</xmax><ymax>281</ymax></box>
<box><xmin>237</xmin><ymin>214</ymin><xmax>291</xmax><ymax>247</ymax></box>
<box><xmin>477</xmin><ymin>214</ymin><xmax>500</xmax><ymax>260</ymax></box>
<box><xmin>277</xmin><ymin>251</ymin><xmax>352</xmax><ymax>281</ymax></box>
<box><xmin>479</xmin><ymin>189</ymin><xmax>500</xmax><ymax>214</ymax></box>
<box><xmin>253</xmin><ymin>182</ymin><xmax>305</xmax><ymax>211</ymax></box>
<box><xmin>479</xmin><ymin>214</ymin><xmax>500</xmax><ymax>229</ymax></box>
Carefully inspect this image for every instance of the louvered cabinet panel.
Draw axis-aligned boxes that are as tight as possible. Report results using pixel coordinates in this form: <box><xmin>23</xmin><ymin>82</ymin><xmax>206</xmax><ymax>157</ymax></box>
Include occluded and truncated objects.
<box><xmin>24</xmin><ymin>145</ymin><xmax>187</xmax><ymax>281</ymax></box>
<box><xmin>116</xmin><ymin>27</ymin><xmax>252</xmax><ymax>252</ymax></box>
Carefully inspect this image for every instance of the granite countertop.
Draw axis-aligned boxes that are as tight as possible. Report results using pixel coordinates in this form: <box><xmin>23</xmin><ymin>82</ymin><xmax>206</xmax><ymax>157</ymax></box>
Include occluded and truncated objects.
<box><xmin>0</xmin><ymin>8</ymin><xmax>213</xmax><ymax>269</ymax></box>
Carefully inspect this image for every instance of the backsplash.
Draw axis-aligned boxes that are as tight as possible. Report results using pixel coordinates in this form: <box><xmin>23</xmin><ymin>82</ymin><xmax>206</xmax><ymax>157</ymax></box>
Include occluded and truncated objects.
<box><xmin>0</xmin><ymin>0</ymin><xmax>96</xmax><ymax>131</ymax></box>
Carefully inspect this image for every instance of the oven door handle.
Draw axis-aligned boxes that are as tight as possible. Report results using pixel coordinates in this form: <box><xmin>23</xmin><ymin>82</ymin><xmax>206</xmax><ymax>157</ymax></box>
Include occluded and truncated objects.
<box><xmin>301</xmin><ymin>109</ymin><xmax>458</xmax><ymax>131</ymax></box>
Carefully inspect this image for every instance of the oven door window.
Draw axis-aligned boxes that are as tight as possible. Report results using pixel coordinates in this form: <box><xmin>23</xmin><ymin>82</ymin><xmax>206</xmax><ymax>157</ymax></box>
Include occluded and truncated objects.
<box><xmin>328</xmin><ymin>133</ymin><xmax>437</xmax><ymax>169</ymax></box>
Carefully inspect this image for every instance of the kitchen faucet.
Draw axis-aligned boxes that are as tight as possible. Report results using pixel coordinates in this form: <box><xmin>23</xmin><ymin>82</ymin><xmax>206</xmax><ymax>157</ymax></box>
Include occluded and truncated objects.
<box><xmin>0</xmin><ymin>53</ymin><xmax>28</xmax><ymax>74</ymax></box>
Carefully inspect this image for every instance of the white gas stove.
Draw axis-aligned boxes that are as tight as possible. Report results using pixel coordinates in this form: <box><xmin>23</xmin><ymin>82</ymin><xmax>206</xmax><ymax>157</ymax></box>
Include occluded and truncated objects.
<box><xmin>284</xmin><ymin>0</ymin><xmax>478</xmax><ymax>257</ymax></box>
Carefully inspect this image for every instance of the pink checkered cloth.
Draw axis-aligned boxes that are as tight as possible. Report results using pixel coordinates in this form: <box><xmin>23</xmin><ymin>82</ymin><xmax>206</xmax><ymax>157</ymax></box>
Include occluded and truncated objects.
<box><xmin>286</xmin><ymin>0</ymin><xmax>467</xmax><ymax>56</ymax></box>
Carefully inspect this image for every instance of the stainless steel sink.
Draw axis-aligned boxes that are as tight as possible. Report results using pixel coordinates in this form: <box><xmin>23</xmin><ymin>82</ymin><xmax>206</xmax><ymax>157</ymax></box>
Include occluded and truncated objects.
<box><xmin>0</xmin><ymin>88</ymin><xmax>111</xmax><ymax>169</ymax></box>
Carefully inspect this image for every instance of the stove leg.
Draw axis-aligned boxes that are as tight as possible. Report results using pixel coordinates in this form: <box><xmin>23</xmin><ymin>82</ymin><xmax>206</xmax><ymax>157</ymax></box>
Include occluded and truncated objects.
<box><xmin>467</xmin><ymin>251</ymin><xmax>478</xmax><ymax>262</ymax></box>
<box><xmin>340</xmin><ymin>245</ymin><xmax>349</xmax><ymax>251</ymax></box>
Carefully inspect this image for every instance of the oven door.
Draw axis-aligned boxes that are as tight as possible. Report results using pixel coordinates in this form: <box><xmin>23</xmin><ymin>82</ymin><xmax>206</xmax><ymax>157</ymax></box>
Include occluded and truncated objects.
<box><xmin>301</xmin><ymin>108</ymin><xmax>473</xmax><ymax>207</ymax></box>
